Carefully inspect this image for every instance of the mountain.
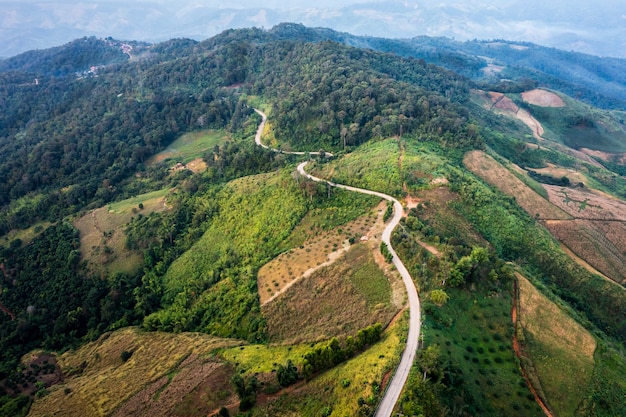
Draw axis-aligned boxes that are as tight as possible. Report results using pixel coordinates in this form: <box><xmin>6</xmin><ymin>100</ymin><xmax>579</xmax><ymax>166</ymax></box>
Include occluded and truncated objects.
<box><xmin>0</xmin><ymin>26</ymin><xmax>625</xmax><ymax>417</ymax></box>
<box><xmin>1</xmin><ymin>1</ymin><xmax>625</xmax><ymax>59</ymax></box>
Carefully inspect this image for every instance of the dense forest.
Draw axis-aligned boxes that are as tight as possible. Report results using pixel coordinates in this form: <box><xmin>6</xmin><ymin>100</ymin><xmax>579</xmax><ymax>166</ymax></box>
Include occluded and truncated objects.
<box><xmin>0</xmin><ymin>25</ymin><xmax>625</xmax><ymax>417</ymax></box>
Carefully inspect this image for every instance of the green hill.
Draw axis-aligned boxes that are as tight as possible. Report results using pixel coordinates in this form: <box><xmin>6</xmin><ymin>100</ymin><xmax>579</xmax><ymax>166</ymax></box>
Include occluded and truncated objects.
<box><xmin>0</xmin><ymin>26</ymin><xmax>625</xmax><ymax>417</ymax></box>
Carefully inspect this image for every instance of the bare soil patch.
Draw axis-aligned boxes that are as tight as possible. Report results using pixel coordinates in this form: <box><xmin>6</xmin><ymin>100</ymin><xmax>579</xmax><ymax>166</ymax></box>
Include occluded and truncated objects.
<box><xmin>532</xmin><ymin>163</ymin><xmax>588</xmax><ymax>186</ymax></box>
<box><xmin>464</xmin><ymin>151</ymin><xmax>571</xmax><ymax>220</ymax></box>
<box><xmin>522</xmin><ymin>89</ymin><xmax>566</xmax><ymax>107</ymax></box>
<box><xmin>580</xmin><ymin>148</ymin><xmax>626</xmax><ymax>164</ymax></box>
<box><xmin>545</xmin><ymin>219</ymin><xmax>626</xmax><ymax>285</ymax></box>
<box><xmin>478</xmin><ymin>90</ymin><xmax>545</xmax><ymax>140</ymax></box>
<box><xmin>543</xmin><ymin>184</ymin><xmax>626</xmax><ymax>221</ymax></box>
<box><xmin>258</xmin><ymin>202</ymin><xmax>387</xmax><ymax>305</ymax></box>
<box><xmin>262</xmin><ymin>243</ymin><xmax>399</xmax><ymax>344</ymax></box>
<box><xmin>74</xmin><ymin>193</ymin><xmax>169</xmax><ymax>277</ymax></box>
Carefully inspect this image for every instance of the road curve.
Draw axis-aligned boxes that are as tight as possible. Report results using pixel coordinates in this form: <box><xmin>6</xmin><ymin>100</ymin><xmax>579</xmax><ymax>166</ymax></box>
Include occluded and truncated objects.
<box><xmin>254</xmin><ymin>109</ymin><xmax>420</xmax><ymax>417</ymax></box>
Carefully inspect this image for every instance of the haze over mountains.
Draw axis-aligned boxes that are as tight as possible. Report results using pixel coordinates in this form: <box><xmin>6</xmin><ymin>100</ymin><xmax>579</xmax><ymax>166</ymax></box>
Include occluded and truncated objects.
<box><xmin>2</xmin><ymin>0</ymin><xmax>625</xmax><ymax>59</ymax></box>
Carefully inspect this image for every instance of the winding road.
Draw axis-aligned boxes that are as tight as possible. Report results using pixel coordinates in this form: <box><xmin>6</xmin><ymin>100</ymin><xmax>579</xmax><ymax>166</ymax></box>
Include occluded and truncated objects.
<box><xmin>254</xmin><ymin>109</ymin><xmax>421</xmax><ymax>417</ymax></box>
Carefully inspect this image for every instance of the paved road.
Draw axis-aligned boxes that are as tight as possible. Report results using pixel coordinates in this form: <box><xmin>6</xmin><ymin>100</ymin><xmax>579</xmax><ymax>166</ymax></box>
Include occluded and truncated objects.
<box><xmin>255</xmin><ymin>109</ymin><xmax>420</xmax><ymax>417</ymax></box>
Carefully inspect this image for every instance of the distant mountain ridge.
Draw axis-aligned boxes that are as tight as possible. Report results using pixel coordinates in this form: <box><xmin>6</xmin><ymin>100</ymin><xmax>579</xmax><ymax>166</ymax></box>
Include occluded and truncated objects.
<box><xmin>1</xmin><ymin>1</ymin><xmax>625</xmax><ymax>59</ymax></box>
<box><xmin>4</xmin><ymin>23</ymin><xmax>626</xmax><ymax>111</ymax></box>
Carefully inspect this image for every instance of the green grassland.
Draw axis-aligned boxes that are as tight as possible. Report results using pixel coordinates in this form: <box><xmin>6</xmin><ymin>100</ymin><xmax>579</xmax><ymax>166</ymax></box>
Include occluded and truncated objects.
<box><xmin>314</xmin><ymin>139</ymin><xmax>404</xmax><ymax>197</ymax></box>
<box><xmin>144</xmin><ymin>171</ymin><xmax>308</xmax><ymax>340</ymax></box>
<box><xmin>148</xmin><ymin>129</ymin><xmax>231</xmax><ymax>165</ymax></box>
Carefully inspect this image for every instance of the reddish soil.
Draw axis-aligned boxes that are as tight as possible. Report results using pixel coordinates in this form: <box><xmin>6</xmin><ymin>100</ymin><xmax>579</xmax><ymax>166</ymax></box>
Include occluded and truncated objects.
<box><xmin>521</xmin><ymin>89</ymin><xmax>566</xmax><ymax>107</ymax></box>
<box><xmin>512</xmin><ymin>279</ymin><xmax>555</xmax><ymax>417</ymax></box>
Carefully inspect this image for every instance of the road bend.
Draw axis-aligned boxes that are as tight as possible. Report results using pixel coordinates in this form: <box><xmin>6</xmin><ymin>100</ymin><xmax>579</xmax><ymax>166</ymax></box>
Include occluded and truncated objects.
<box><xmin>255</xmin><ymin>109</ymin><xmax>420</xmax><ymax>417</ymax></box>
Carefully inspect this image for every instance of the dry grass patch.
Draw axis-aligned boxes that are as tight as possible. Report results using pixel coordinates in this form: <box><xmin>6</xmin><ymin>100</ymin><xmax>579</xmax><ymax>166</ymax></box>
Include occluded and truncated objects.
<box><xmin>464</xmin><ymin>151</ymin><xmax>571</xmax><ymax>220</ymax></box>
<box><xmin>545</xmin><ymin>220</ymin><xmax>626</xmax><ymax>284</ymax></box>
<box><xmin>262</xmin><ymin>243</ymin><xmax>399</xmax><ymax>344</ymax></box>
<box><xmin>74</xmin><ymin>189</ymin><xmax>170</xmax><ymax>277</ymax></box>
<box><xmin>258</xmin><ymin>202</ymin><xmax>386</xmax><ymax>304</ymax></box>
<box><xmin>517</xmin><ymin>274</ymin><xmax>596</xmax><ymax>417</ymax></box>
<box><xmin>28</xmin><ymin>327</ymin><xmax>241</xmax><ymax>417</ymax></box>
<box><xmin>543</xmin><ymin>184</ymin><xmax>626</xmax><ymax>220</ymax></box>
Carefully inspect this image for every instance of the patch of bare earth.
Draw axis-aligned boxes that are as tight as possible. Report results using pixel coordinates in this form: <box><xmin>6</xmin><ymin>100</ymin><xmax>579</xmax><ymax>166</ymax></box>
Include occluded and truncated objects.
<box><xmin>258</xmin><ymin>201</ymin><xmax>388</xmax><ymax>305</ymax></box>
<box><xmin>580</xmin><ymin>148</ymin><xmax>626</xmax><ymax>165</ymax></box>
<box><xmin>112</xmin><ymin>357</ymin><xmax>234</xmax><ymax>417</ymax></box>
<box><xmin>521</xmin><ymin>89</ymin><xmax>566</xmax><ymax>107</ymax></box>
<box><xmin>478</xmin><ymin>90</ymin><xmax>545</xmax><ymax>140</ymax></box>
<box><xmin>543</xmin><ymin>185</ymin><xmax>626</xmax><ymax>220</ymax></box>
<box><xmin>532</xmin><ymin>163</ymin><xmax>589</xmax><ymax>186</ymax></box>
<box><xmin>464</xmin><ymin>151</ymin><xmax>571</xmax><ymax>220</ymax></box>
<box><xmin>544</xmin><ymin>220</ymin><xmax>626</xmax><ymax>285</ymax></box>
<box><xmin>262</xmin><ymin>242</ymin><xmax>399</xmax><ymax>344</ymax></box>
<box><xmin>74</xmin><ymin>194</ymin><xmax>169</xmax><ymax>277</ymax></box>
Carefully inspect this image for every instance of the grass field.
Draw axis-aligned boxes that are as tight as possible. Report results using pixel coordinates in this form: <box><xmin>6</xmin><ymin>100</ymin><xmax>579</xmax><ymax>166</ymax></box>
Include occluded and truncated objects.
<box><xmin>74</xmin><ymin>188</ymin><xmax>171</xmax><ymax>277</ymax></box>
<box><xmin>0</xmin><ymin>221</ymin><xmax>52</xmax><ymax>248</ymax></box>
<box><xmin>517</xmin><ymin>274</ymin><xmax>596</xmax><ymax>417</ymax></box>
<box><xmin>147</xmin><ymin>129</ymin><xmax>231</xmax><ymax>166</ymax></box>
<box><xmin>28</xmin><ymin>327</ymin><xmax>241</xmax><ymax>417</ymax></box>
<box><xmin>246</xmin><ymin>314</ymin><xmax>406</xmax><ymax>417</ymax></box>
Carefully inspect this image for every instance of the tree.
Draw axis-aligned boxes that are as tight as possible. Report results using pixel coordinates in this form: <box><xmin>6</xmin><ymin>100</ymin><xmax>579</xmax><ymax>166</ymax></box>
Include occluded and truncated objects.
<box><xmin>276</xmin><ymin>360</ymin><xmax>299</xmax><ymax>387</ymax></box>
<box><xmin>429</xmin><ymin>289</ymin><xmax>450</xmax><ymax>307</ymax></box>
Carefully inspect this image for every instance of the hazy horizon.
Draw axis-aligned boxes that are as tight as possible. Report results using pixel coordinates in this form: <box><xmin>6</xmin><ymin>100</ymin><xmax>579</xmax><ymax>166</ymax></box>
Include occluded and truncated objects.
<box><xmin>1</xmin><ymin>0</ymin><xmax>625</xmax><ymax>58</ymax></box>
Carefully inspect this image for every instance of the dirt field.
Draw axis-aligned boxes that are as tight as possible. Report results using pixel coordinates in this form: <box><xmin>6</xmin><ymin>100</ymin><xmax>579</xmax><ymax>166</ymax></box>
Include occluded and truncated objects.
<box><xmin>545</xmin><ymin>220</ymin><xmax>626</xmax><ymax>284</ymax></box>
<box><xmin>580</xmin><ymin>148</ymin><xmax>626</xmax><ymax>164</ymax></box>
<box><xmin>532</xmin><ymin>163</ymin><xmax>588</xmax><ymax>186</ymax></box>
<box><xmin>477</xmin><ymin>90</ymin><xmax>546</xmax><ymax>140</ymax></box>
<box><xmin>28</xmin><ymin>328</ymin><xmax>241</xmax><ymax>417</ymax></box>
<box><xmin>521</xmin><ymin>89</ymin><xmax>566</xmax><ymax>107</ymax></box>
<box><xmin>543</xmin><ymin>184</ymin><xmax>626</xmax><ymax>221</ymax></box>
<box><xmin>262</xmin><ymin>243</ymin><xmax>401</xmax><ymax>344</ymax></box>
<box><xmin>258</xmin><ymin>201</ymin><xmax>388</xmax><ymax>305</ymax></box>
<box><xmin>464</xmin><ymin>151</ymin><xmax>571</xmax><ymax>220</ymax></box>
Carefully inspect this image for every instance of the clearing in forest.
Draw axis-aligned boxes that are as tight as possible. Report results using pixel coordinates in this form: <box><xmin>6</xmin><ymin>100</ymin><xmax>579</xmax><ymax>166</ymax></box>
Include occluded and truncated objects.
<box><xmin>147</xmin><ymin>129</ymin><xmax>229</xmax><ymax>167</ymax></box>
<box><xmin>521</xmin><ymin>89</ymin><xmax>566</xmax><ymax>107</ymax></box>
<box><xmin>516</xmin><ymin>274</ymin><xmax>596</xmax><ymax>417</ymax></box>
<box><xmin>74</xmin><ymin>188</ymin><xmax>171</xmax><ymax>277</ymax></box>
<box><xmin>28</xmin><ymin>327</ymin><xmax>241</xmax><ymax>417</ymax></box>
<box><xmin>463</xmin><ymin>151</ymin><xmax>571</xmax><ymax>220</ymax></box>
<box><xmin>258</xmin><ymin>201</ymin><xmax>388</xmax><ymax>305</ymax></box>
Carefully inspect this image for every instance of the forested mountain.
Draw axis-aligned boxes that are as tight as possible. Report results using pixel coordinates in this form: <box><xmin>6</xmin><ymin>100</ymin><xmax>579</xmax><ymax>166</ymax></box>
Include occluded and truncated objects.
<box><xmin>0</xmin><ymin>25</ymin><xmax>625</xmax><ymax>417</ymax></box>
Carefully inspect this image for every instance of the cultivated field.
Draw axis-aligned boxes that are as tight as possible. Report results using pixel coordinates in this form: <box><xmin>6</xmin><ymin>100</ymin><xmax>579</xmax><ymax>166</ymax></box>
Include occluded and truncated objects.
<box><xmin>464</xmin><ymin>151</ymin><xmax>571</xmax><ymax>220</ymax></box>
<box><xmin>28</xmin><ymin>328</ymin><xmax>241</xmax><ymax>417</ymax></box>
<box><xmin>543</xmin><ymin>184</ymin><xmax>626</xmax><ymax>221</ymax></box>
<box><xmin>521</xmin><ymin>89</ymin><xmax>566</xmax><ymax>107</ymax></box>
<box><xmin>517</xmin><ymin>274</ymin><xmax>596</xmax><ymax>417</ymax></box>
<box><xmin>258</xmin><ymin>201</ymin><xmax>387</xmax><ymax>304</ymax></box>
<box><xmin>147</xmin><ymin>129</ymin><xmax>230</xmax><ymax>167</ymax></box>
<box><xmin>262</xmin><ymin>243</ymin><xmax>401</xmax><ymax>344</ymax></box>
<box><xmin>74</xmin><ymin>188</ymin><xmax>171</xmax><ymax>277</ymax></box>
<box><xmin>545</xmin><ymin>220</ymin><xmax>626</xmax><ymax>284</ymax></box>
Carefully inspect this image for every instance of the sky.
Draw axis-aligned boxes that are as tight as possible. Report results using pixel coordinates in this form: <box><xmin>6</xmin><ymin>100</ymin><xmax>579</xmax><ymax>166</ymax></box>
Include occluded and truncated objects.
<box><xmin>1</xmin><ymin>0</ymin><xmax>624</xmax><ymax>58</ymax></box>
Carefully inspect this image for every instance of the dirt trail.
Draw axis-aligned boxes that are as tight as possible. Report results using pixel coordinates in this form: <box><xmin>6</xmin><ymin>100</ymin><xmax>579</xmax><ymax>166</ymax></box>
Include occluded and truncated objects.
<box><xmin>512</xmin><ymin>277</ymin><xmax>555</xmax><ymax>417</ymax></box>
